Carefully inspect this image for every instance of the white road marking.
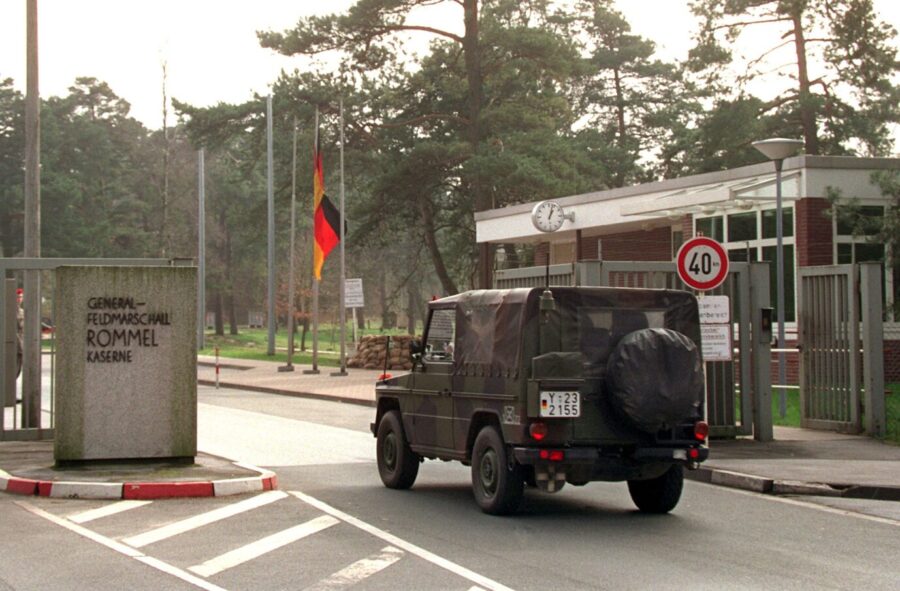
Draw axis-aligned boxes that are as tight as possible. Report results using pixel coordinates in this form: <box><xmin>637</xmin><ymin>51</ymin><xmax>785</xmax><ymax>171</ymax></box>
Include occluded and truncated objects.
<box><xmin>188</xmin><ymin>515</ymin><xmax>340</xmax><ymax>578</ymax></box>
<box><xmin>198</xmin><ymin>403</ymin><xmax>374</xmax><ymax>467</ymax></box>
<box><xmin>704</xmin><ymin>482</ymin><xmax>900</xmax><ymax>527</ymax></box>
<box><xmin>290</xmin><ymin>491</ymin><xmax>516</xmax><ymax>591</ymax></box>
<box><xmin>304</xmin><ymin>546</ymin><xmax>404</xmax><ymax>590</ymax></box>
<box><xmin>123</xmin><ymin>490</ymin><xmax>288</xmax><ymax>548</ymax></box>
<box><xmin>15</xmin><ymin>501</ymin><xmax>228</xmax><ymax>591</ymax></box>
<box><xmin>68</xmin><ymin>500</ymin><xmax>152</xmax><ymax>524</ymax></box>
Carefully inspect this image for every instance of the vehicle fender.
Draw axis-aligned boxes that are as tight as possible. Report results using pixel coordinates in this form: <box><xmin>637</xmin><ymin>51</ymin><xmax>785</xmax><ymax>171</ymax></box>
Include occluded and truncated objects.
<box><xmin>464</xmin><ymin>410</ymin><xmax>503</xmax><ymax>461</ymax></box>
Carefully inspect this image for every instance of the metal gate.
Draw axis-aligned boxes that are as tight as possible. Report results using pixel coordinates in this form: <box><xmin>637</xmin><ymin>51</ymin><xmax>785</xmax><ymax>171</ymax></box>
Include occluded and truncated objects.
<box><xmin>1</xmin><ymin>257</ymin><xmax>186</xmax><ymax>442</ymax></box>
<box><xmin>495</xmin><ymin>260</ymin><xmax>774</xmax><ymax>439</ymax></box>
<box><xmin>798</xmin><ymin>263</ymin><xmax>885</xmax><ymax>435</ymax></box>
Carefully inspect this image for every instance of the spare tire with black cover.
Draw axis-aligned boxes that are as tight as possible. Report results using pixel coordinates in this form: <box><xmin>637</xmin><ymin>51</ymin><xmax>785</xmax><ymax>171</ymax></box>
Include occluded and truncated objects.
<box><xmin>606</xmin><ymin>328</ymin><xmax>704</xmax><ymax>433</ymax></box>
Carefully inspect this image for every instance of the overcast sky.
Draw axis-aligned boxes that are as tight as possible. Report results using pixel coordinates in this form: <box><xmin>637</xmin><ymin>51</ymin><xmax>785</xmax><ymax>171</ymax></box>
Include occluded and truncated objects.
<box><xmin>1</xmin><ymin>0</ymin><xmax>898</xmax><ymax>130</ymax></box>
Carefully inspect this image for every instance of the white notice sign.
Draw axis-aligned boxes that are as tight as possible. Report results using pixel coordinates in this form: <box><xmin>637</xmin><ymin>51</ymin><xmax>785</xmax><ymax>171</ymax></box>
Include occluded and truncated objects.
<box><xmin>344</xmin><ymin>278</ymin><xmax>364</xmax><ymax>308</ymax></box>
<box><xmin>701</xmin><ymin>325</ymin><xmax>733</xmax><ymax>361</ymax></box>
<box><xmin>698</xmin><ymin>295</ymin><xmax>730</xmax><ymax>324</ymax></box>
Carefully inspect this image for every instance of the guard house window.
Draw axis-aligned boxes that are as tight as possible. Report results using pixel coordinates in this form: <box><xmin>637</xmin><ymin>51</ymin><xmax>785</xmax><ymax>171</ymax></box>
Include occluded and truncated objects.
<box><xmin>424</xmin><ymin>308</ymin><xmax>455</xmax><ymax>362</ymax></box>
<box><xmin>696</xmin><ymin>205</ymin><xmax>797</xmax><ymax>322</ymax></box>
<box><xmin>762</xmin><ymin>207</ymin><xmax>794</xmax><ymax>239</ymax></box>
<box><xmin>836</xmin><ymin>206</ymin><xmax>883</xmax><ymax>236</ymax></box>
<box><xmin>695</xmin><ymin>216</ymin><xmax>723</xmax><ymax>242</ymax></box>
<box><xmin>728</xmin><ymin>247</ymin><xmax>758</xmax><ymax>263</ymax></box>
<box><xmin>833</xmin><ymin>204</ymin><xmax>893</xmax><ymax>319</ymax></box>
<box><xmin>837</xmin><ymin>243</ymin><xmax>885</xmax><ymax>264</ymax></box>
<box><xmin>727</xmin><ymin>212</ymin><xmax>757</xmax><ymax>242</ymax></box>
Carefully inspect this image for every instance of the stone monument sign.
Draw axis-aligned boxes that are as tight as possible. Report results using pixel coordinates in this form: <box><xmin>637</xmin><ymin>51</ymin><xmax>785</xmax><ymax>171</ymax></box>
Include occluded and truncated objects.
<box><xmin>55</xmin><ymin>266</ymin><xmax>197</xmax><ymax>462</ymax></box>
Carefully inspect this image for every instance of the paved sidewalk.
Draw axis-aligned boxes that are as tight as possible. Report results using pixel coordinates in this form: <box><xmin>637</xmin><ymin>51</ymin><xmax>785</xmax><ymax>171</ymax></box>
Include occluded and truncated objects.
<box><xmin>198</xmin><ymin>354</ymin><xmax>900</xmax><ymax>501</ymax></box>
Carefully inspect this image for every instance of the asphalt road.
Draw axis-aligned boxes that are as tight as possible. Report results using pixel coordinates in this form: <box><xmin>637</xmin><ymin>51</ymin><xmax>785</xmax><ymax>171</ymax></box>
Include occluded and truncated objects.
<box><xmin>2</xmin><ymin>386</ymin><xmax>899</xmax><ymax>590</ymax></box>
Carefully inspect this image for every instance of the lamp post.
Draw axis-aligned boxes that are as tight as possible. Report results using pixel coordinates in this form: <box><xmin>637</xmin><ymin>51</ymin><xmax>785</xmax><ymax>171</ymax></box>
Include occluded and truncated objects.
<box><xmin>752</xmin><ymin>138</ymin><xmax>804</xmax><ymax>418</ymax></box>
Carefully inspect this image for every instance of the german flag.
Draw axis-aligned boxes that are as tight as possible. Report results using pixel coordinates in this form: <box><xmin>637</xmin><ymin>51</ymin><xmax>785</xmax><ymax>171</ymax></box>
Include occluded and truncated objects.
<box><xmin>313</xmin><ymin>129</ymin><xmax>340</xmax><ymax>281</ymax></box>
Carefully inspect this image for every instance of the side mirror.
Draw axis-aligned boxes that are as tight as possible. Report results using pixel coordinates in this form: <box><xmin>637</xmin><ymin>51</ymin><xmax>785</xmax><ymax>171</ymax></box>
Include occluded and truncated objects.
<box><xmin>409</xmin><ymin>339</ymin><xmax>424</xmax><ymax>369</ymax></box>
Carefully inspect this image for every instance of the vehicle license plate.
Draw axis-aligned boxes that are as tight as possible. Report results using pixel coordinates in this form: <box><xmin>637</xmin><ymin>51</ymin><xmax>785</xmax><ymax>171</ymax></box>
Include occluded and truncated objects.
<box><xmin>539</xmin><ymin>391</ymin><xmax>580</xmax><ymax>418</ymax></box>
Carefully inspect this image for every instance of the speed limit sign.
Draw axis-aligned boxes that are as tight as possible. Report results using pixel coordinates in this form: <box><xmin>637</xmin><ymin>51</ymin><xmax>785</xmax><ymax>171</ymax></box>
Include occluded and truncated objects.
<box><xmin>676</xmin><ymin>237</ymin><xmax>729</xmax><ymax>291</ymax></box>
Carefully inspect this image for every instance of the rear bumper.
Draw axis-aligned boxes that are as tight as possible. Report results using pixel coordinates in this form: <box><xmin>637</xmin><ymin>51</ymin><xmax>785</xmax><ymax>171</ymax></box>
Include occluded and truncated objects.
<box><xmin>512</xmin><ymin>445</ymin><xmax>708</xmax><ymax>467</ymax></box>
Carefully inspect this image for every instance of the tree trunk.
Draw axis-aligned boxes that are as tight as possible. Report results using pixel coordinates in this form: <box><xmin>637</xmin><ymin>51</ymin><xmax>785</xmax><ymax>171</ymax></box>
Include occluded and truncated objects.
<box><xmin>406</xmin><ymin>281</ymin><xmax>420</xmax><ymax>336</ymax></box>
<box><xmin>463</xmin><ymin>0</ymin><xmax>491</xmax><ymax>288</ymax></box>
<box><xmin>300</xmin><ymin>316</ymin><xmax>309</xmax><ymax>351</ymax></box>
<box><xmin>227</xmin><ymin>292</ymin><xmax>239</xmax><ymax>335</ymax></box>
<box><xmin>224</xmin><ymin>223</ymin><xmax>238</xmax><ymax>335</ymax></box>
<box><xmin>613</xmin><ymin>66</ymin><xmax>627</xmax><ymax>188</ymax></box>
<box><xmin>419</xmin><ymin>198</ymin><xmax>459</xmax><ymax>295</ymax></box>
<box><xmin>792</xmin><ymin>11</ymin><xmax>819</xmax><ymax>155</ymax></box>
<box><xmin>214</xmin><ymin>291</ymin><xmax>224</xmax><ymax>336</ymax></box>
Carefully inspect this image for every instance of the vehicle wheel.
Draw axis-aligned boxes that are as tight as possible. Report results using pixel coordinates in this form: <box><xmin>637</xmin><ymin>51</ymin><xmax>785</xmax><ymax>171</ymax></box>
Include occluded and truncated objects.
<box><xmin>471</xmin><ymin>426</ymin><xmax>524</xmax><ymax>515</ymax></box>
<box><xmin>627</xmin><ymin>465</ymin><xmax>683</xmax><ymax>514</ymax></box>
<box><xmin>376</xmin><ymin>410</ymin><xmax>419</xmax><ymax>489</ymax></box>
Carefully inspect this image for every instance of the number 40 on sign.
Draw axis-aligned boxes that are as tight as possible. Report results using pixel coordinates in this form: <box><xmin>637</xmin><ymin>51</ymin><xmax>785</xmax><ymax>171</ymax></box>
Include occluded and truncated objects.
<box><xmin>675</xmin><ymin>237</ymin><xmax>729</xmax><ymax>291</ymax></box>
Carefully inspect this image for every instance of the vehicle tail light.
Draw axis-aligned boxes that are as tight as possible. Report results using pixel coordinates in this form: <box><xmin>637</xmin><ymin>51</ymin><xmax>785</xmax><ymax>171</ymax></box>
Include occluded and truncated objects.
<box><xmin>539</xmin><ymin>449</ymin><xmax>564</xmax><ymax>462</ymax></box>
<box><xmin>689</xmin><ymin>448</ymin><xmax>700</xmax><ymax>460</ymax></box>
<box><xmin>694</xmin><ymin>421</ymin><xmax>709</xmax><ymax>441</ymax></box>
<box><xmin>529</xmin><ymin>422</ymin><xmax>548</xmax><ymax>441</ymax></box>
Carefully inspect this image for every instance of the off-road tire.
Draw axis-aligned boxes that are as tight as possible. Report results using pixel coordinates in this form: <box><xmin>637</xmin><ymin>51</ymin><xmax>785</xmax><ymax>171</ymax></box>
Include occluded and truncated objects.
<box><xmin>376</xmin><ymin>410</ymin><xmax>419</xmax><ymax>489</ymax></box>
<box><xmin>471</xmin><ymin>426</ymin><xmax>524</xmax><ymax>515</ymax></box>
<box><xmin>627</xmin><ymin>465</ymin><xmax>684</xmax><ymax>514</ymax></box>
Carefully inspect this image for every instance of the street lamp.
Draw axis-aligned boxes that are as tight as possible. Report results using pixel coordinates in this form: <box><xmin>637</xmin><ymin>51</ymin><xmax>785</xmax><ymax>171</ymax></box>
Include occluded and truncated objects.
<box><xmin>752</xmin><ymin>137</ymin><xmax>804</xmax><ymax>418</ymax></box>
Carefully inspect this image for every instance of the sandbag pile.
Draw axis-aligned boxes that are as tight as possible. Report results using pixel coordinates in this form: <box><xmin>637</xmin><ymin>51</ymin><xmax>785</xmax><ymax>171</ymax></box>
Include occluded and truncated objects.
<box><xmin>347</xmin><ymin>335</ymin><xmax>417</xmax><ymax>370</ymax></box>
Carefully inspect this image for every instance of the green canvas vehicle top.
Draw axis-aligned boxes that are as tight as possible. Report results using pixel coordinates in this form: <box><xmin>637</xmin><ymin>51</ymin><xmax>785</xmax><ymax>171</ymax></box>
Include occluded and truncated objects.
<box><xmin>372</xmin><ymin>286</ymin><xmax>710</xmax><ymax>515</ymax></box>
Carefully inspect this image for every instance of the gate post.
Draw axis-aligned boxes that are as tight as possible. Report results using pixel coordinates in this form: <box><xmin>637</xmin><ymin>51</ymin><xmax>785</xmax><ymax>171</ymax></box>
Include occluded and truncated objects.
<box><xmin>3</xmin><ymin>279</ymin><xmax>16</xmax><ymax>407</ymax></box>
<box><xmin>749</xmin><ymin>263</ymin><xmax>773</xmax><ymax>441</ymax></box>
<box><xmin>860</xmin><ymin>263</ymin><xmax>885</xmax><ymax>437</ymax></box>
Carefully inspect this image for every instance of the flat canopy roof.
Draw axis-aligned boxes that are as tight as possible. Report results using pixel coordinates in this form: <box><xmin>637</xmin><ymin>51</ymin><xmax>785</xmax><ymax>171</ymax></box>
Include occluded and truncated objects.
<box><xmin>475</xmin><ymin>155</ymin><xmax>899</xmax><ymax>244</ymax></box>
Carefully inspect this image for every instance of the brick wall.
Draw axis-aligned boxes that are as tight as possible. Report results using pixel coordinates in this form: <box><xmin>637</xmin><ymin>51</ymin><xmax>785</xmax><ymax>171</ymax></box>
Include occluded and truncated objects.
<box><xmin>535</xmin><ymin>242</ymin><xmax>549</xmax><ymax>266</ymax></box>
<box><xmin>579</xmin><ymin>235</ymin><xmax>599</xmax><ymax>260</ymax></box>
<box><xmin>796</xmin><ymin>197</ymin><xmax>833</xmax><ymax>267</ymax></box>
<box><xmin>591</xmin><ymin>226</ymin><xmax>673</xmax><ymax>262</ymax></box>
<box><xmin>681</xmin><ymin>214</ymin><xmax>694</xmax><ymax>241</ymax></box>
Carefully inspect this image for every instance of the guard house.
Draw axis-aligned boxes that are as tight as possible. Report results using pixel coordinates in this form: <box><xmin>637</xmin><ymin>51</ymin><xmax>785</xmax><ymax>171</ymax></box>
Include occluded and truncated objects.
<box><xmin>475</xmin><ymin>155</ymin><xmax>899</xmax><ymax>384</ymax></box>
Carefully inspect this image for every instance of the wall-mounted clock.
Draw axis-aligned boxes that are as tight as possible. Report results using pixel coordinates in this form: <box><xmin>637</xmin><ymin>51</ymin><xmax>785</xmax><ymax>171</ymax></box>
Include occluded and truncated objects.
<box><xmin>531</xmin><ymin>201</ymin><xmax>573</xmax><ymax>233</ymax></box>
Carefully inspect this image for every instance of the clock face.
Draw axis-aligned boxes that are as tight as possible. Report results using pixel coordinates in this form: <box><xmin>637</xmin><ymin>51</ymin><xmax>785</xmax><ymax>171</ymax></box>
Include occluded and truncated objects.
<box><xmin>531</xmin><ymin>201</ymin><xmax>565</xmax><ymax>232</ymax></box>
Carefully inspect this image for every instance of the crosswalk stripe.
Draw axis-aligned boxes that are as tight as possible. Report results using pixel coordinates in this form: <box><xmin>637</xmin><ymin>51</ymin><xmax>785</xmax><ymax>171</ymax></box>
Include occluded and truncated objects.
<box><xmin>17</xmin><ymin>501</ymin><xmax>227</xmax><ymax>591</ymax></box>
<box><xmin>290</xmin><ymin>491</ymin><xmax>516</xmax><ymax>591</ymax></box>
<box><xmin>304</xmin><ymin>546</ymin><xmax>404</xmax><ymax>590</ymax></box>
<box><xmin>123</xmin><ymin>490</ymin><xmax>288</xmax><ymax>548</ymax></box>
<box><xmin>188</xmin><ymin>515</ymin><xmax>340</xmax><ymax>578</ymax></box>
<box><xmin>69</xmin><ymin>500</ymin><xmax>152</xmax><ymax>524</ymax></box>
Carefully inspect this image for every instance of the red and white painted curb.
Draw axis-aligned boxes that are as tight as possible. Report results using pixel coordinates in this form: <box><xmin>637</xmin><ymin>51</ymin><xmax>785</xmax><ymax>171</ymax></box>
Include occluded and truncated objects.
<box><xmin>0</xmin><ymin>464</ymin><xmax>277</xmax><ymax>500</ymax></box>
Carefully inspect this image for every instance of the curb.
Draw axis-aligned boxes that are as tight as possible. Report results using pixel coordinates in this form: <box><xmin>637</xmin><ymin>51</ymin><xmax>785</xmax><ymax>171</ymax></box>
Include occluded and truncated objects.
<box><xmin>0</xmin><ymin>465</ymin><xmax>277</xmax><ymax>500</ymax></box>
<box><xmin>197</xmin><ymin>379</ymin><xmax>376</xmax><ymax>408</ymax></box>
<box><xmin>685</xmin><ymin>467</ymin><xmax>900</xmax><ymax>501</ymax></box>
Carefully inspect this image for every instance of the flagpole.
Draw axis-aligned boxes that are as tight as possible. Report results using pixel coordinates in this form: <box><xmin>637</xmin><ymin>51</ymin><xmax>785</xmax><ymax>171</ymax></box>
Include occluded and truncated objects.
<box><xmin>305</xmin><ymin>107</ymin><xmax>320</xmax><ymax>375</ymax></box>
<box><xmin>279</xmin><ymin>117</ymin><xmax>298</xmax><ymax>372</ymax></box>
<box><xmin>332</xmin><ymin>98</ymin><xmax>348</xmax><ymax>377</ymax></box>
<box><xmin>266</xmin><ymin>95</ymin><xmax>276</xmax><ymax>356</ymax></box>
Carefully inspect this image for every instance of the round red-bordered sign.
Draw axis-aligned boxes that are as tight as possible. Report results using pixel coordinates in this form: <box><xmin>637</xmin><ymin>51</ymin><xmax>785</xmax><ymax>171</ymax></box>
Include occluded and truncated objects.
<box><xmin>676</xmin><ymin>237</ymin><xmax>729</xmax><ymax>291</ymax></box>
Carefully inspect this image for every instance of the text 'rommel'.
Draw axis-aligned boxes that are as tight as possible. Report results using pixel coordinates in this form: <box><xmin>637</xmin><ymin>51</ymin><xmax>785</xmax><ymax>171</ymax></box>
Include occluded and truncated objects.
<box><xmin>85</xmin><ymin>297</ymin><xmax>171</xmax><ymax>363</ymax></box>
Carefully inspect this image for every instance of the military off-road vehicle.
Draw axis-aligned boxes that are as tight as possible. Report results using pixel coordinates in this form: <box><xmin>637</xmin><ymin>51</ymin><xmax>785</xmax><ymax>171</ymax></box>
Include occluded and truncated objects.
<box><xmin>372</xmin><ymin>286</ymin><xmax>709</xmax><ymax>515</ymax></box>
